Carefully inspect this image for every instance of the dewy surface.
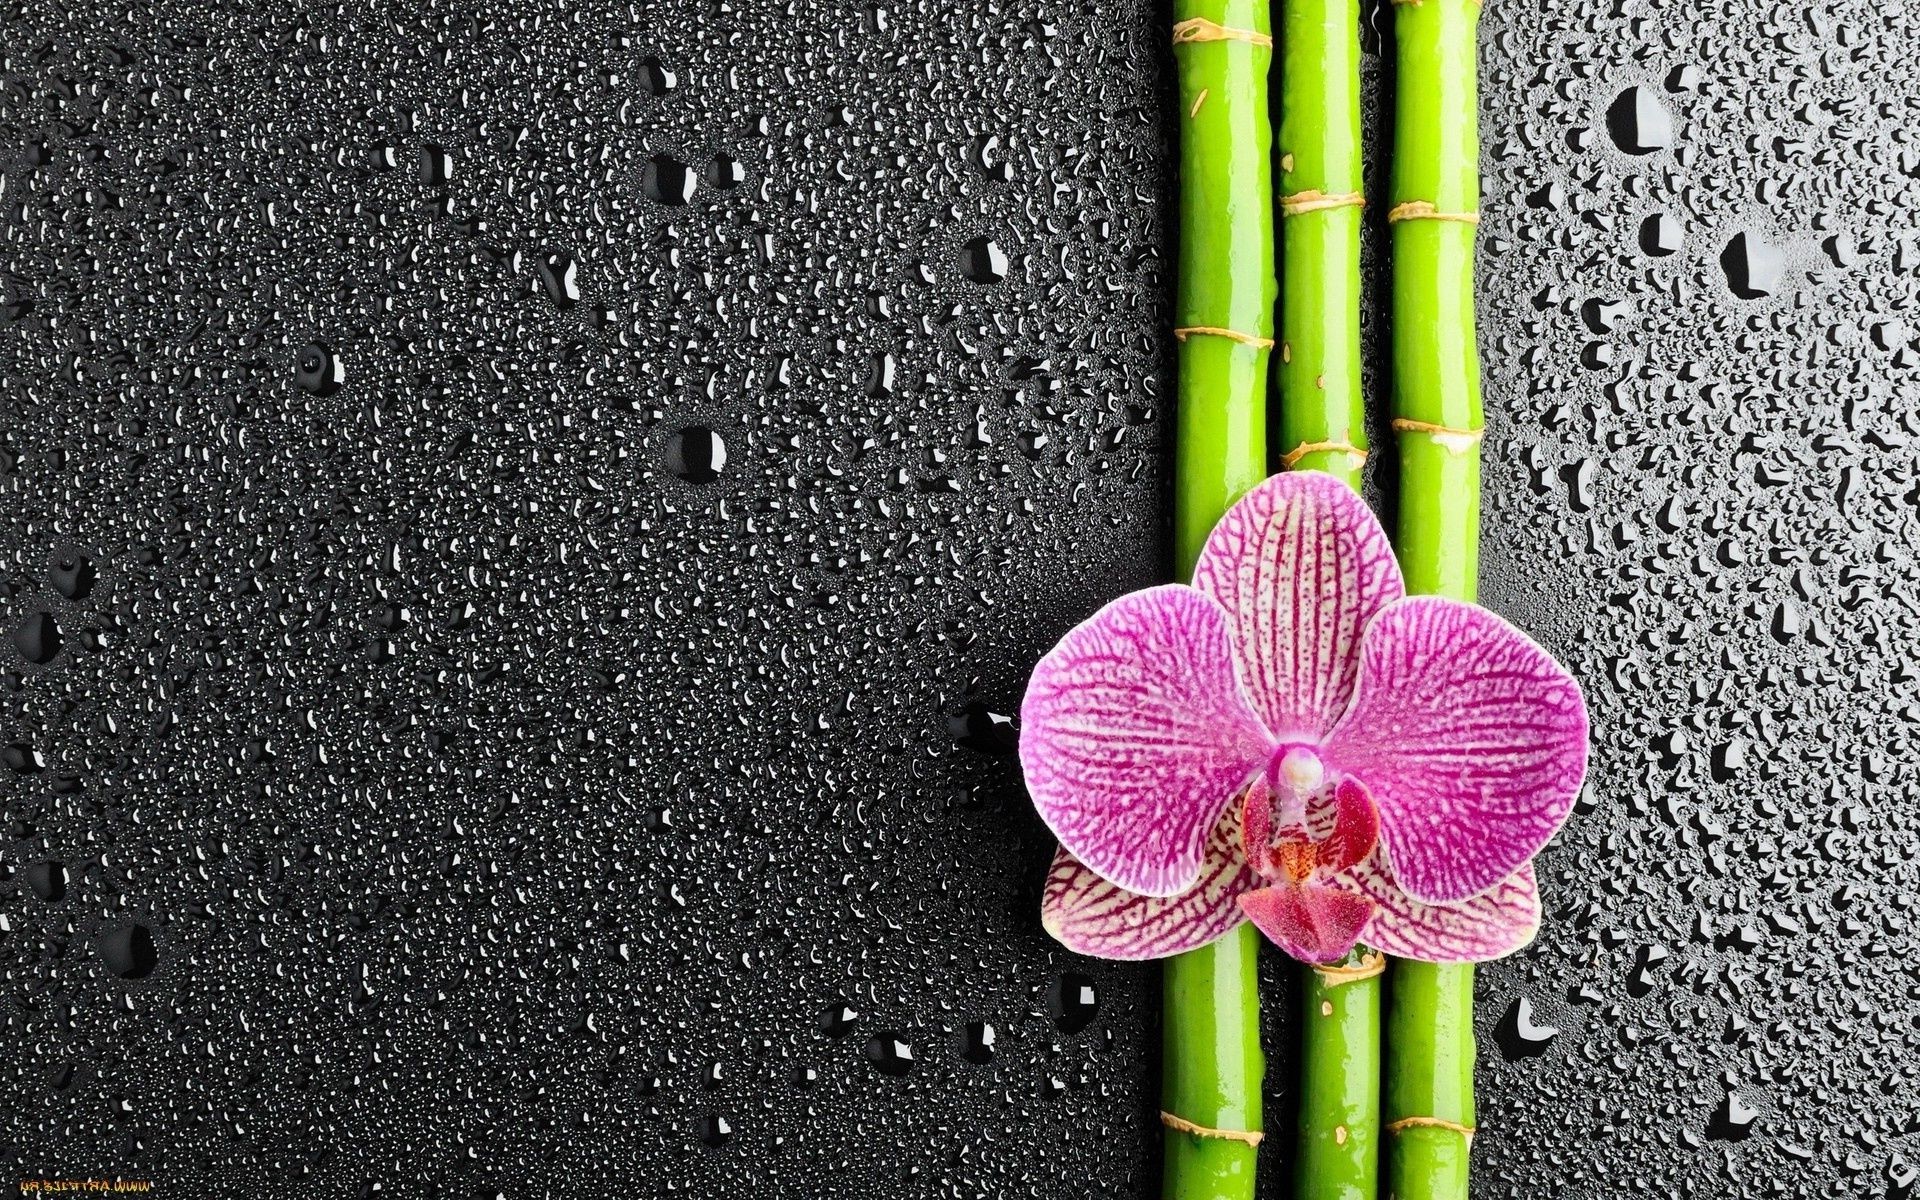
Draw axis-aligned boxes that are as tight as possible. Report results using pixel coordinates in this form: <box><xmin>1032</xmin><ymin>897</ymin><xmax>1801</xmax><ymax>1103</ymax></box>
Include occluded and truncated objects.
<box><xmin>0</xmin><ymin>0</ymin><xmax>1913</xmax><ymax>1196</ymax></box>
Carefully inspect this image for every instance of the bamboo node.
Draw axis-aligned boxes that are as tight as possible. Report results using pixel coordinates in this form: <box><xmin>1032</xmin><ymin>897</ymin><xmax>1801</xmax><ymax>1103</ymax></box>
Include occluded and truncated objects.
<box><xmin>1173</xmin><ymin>326</ymin><xmax>1275</xmax><ymax>350</ymax></box>
<box><xmin>1313</xmin><ymin>948</ymin><xmax>1386</xmax><ymax>986</ymax></box>
<box><xmin>1282</xmin><ymin>190</ymin><xmax>1366</xmax><ymax>216</ymax></box>
<box><xmin>1170</xmin><ymin>17</ymin><xmax>1273</xmax><ymax>48</ymax></box>
<box><xmin>1387</xmin><ymin>1115</ymin><xmax>1478</xmax><ymax>1140</ymax></box>
<box><xmin>1391</xmin><ymin>418</ymin><xmax>1484</xmax><ymax>455</ymax></box>
<box><xmin>1387</xmin><ymin>200</ymin><xmax>1481</xmax><ymax>225</ymax></box>
<box><xmin>1281</xmin><ymin>440</ymin><xmax>1368</xmax><ymax>470</ymax></box>
<box><xmin>1160</xmin><ymin>1110</ymin><xmax>1265</xmax><ymax>1146</ymax></box>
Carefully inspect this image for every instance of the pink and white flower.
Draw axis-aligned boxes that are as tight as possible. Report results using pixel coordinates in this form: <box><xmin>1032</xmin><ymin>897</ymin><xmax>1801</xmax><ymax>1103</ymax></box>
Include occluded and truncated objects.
<box><xmin>1021</xmin><ymin>472</ymin><xmax>1588</xmax><ymax>964</ymax></box>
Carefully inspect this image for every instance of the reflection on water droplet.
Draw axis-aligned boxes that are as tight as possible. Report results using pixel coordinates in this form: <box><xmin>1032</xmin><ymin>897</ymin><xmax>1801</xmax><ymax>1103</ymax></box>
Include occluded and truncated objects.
<box><xmin>1494</xmin><ymin>996</ymin><xmax>1559</xmax><ymax>1060</ymax></box>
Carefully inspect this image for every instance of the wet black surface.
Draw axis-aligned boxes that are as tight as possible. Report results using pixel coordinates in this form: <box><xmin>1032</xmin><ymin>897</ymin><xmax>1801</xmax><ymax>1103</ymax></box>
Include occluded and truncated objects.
<box><xmin>0</xmin><ymin>0</ymin><xmax>1914</xmax><ymax>1196</ymax></box>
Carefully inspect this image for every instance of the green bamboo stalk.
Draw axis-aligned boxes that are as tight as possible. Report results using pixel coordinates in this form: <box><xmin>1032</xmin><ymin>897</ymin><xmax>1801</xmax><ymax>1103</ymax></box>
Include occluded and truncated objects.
<box><xmin>1295</xmin><ymin>955</ymin><xmax>1381</xmax><ymax>1200</ymax></box>
<box><xmin>1384</xmin><ymin>961</ymin><xmax>1477</xmax><ymax>1200</ymax></box>
<box><xmin>1385</xmin><ymin>0</ymin><xmax>1484</xmax><ymax>1198</ymax></box>
<box><xmin>1164</xmin><ymin>0</ymin><xmax>1274</xmax><ymax>1196</ymax></box>
<box><xmin>1277</xmin><ymin>0</ymin><xmax>1366</xmax><ymax>491</ymax></box>
<box><xmin>1275</xmin><ymin>0</ymin><xmax>1379</xmax><ymax>1197</ymax></box>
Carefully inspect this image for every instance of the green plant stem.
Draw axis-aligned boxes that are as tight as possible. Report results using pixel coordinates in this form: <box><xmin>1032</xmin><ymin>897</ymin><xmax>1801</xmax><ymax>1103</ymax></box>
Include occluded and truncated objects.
<box><xmin>1276</xmin><ymin>0</ymin><xmax>1378</xmax><ymax>1197</ymax></box>
<box><xmin>1385</xmin><ymin>1</ymin><xmax>1483</xmax><ymax>1198</ymax></box>
<box><xmin>1165</xmin><ymin>1</ymin><xmax>1274</xmax><ymax>1197</ymax></box>
<box><xmin>1384</xmin><ymin>962</ymin><xmax>1476</xmax><ymax>1200</ymax></box>
<box><xmin>1277</xmin><ymin>0</ymin><xmax>1366</xmax><ymax>489</ymax></box>
<box><xmin>1171</xmin><ymin>0</ymin><xmax>1275</xmax><ymax>573</ymax></box>
<box><xmin>1163</xmin><ymin>932</ymin><xmax>1264</xmax><ymax>1200</ymax></box>
<box><xmin>1296</xmin><ymin>959</ymin><xmax>1381</xmax><ymax>1200</ymax></box>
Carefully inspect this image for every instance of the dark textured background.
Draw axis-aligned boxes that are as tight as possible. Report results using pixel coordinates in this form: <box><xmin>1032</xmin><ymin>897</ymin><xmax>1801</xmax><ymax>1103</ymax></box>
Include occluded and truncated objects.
<box><xmin>1</xmin><ymin>0</ymin><xmax>1915</xmax><ymax>1196</ymax></box>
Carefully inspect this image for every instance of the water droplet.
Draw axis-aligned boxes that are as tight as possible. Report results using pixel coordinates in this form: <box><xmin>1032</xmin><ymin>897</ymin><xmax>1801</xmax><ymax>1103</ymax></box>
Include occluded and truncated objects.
<box><xmin>1720</xmin><ymin>232</ymin><xmax>1785</xmax><ymax>299</ymax></box>
<box><xmin>98</xmin><ymin>924</ymin><xmax>157</xmax><ymax>979</ymax></box>
<box><xmin>961</xmin><ymin>1021</ymin><xmax>997</xmax><ymax>1064</ymax></box>
<box><xmin>533</xmin><ymin>250</ymin><xmax>581</xmax><ymax>308</ymax></box>
<box><xmin>1049</xmin><ymin>973</ymin><xmax>1098</xmax><ymax>1034</ymax></box>
<box><xmin>1607</xmin><ymin>86</ymin><xmax>1674</xmax><ymax>155</ymax></box>
<box><xmin>705</xmin><ymin>154</ymin><xmax>743</xmax><ymax>190</ymax></box>
<box><xmin>47</xmin><ymin>549</ymin><xmax>94</xmax><ymax>601</ymax></box>
<box><xmin>819</xmin><ymin>1003</ymin><xmax>858</xmax><ymax>1037</ymax></box>
<box><xmin>1494</xmin><ymin>996</ymin><xmax>1559</xmax><ymax>1060</ymax></box>
<box><xmin>11</xmin><ymin>613</ymin><xmax>62</xmax><ymax>665</ymax></box>
<box><xmin>1638</xmin><ymin>212</ymin><xmax>1682</xmax><ymax>257</ymax></box>
<box><xmin>294</xmin><ymin>341</ymin><xmax>345</xmax><ymax>396</ymax></box>
<box><xmin>1708</xmin><ymin>1091</ymin><xmax>1760</xmax><ymax>1141</ymax></box>
<box><xmin>699</xmin><ymin>1113</ymin><xmax>734</xmax><ymax>1147</ymax></box>
<box><xmin>643</xmin><ymin>154</ymin><xmax>694</xmax><ymax>206</ymax></box>
<box><xmin>959</xmin><ymin>236</ymin><xmax>1010</xmax><ymax>284</ymax></box>
<box><xmin>864</xmin><ymin>1032</ymin><xmax>916</xmax><ymax>1077</ymax></box>
<box><xmin>663</xmin><ymin>427</ymin><xmax>727</xmax><ymax>484</ymax></box>
<box><xmin>22</xmin><ymin>860</ymin><xmax>66</xmax><ymax>903</ymax></box>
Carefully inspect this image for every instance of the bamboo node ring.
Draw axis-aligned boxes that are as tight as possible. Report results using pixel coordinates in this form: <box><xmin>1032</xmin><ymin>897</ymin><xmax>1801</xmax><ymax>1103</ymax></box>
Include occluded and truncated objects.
<box><xmin>1388</xmin><ymin>201</ymin><xmax>1481</xmax><ymax>224</ymax></box>
<box><xmin>1171</xmin><ymin>17</ymin><xmax>1273</xmax><ymax>48</ymax></box>
<box><xmin>1281</xmin><ymin>440</ymin><xmax>1369</xmax><ymax>469</ymax></box>
<box><xmin>1313</xmin><ymin>949</ymin><xmax>1386</xmax><ymax>986</ymax></box>
<box><xmin>1388</xmin><ymin>1115</ymin><xmax>1478</xmax><ymax>1140</ymax></box>
<box><xmin>1174</xmin><ymin>326</ymin><xmax>1275</xmax><ymax>350</ymax></box>
<box><xmin>1283</xmin><ymin>190</ymin><xmax>1366</xmax><ymax>216</ymax></box>
<box><xmin>1161</xmin><ymin>1111</ymin><xmax>1265</xmax><ymax>1146</ymax></box>
<box><xmin>1391</xmin><ymin>418</ymin><xmax>1483</xmax><ymax>454</ymax></box>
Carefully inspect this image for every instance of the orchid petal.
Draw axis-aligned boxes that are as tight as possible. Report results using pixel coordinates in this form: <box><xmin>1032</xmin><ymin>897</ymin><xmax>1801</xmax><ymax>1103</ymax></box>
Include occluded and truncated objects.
<box><xmin>1322</xmin><ymin>596</ymin><xmax>1588</xmax><ymax>904</ymax></box>
<box><xmin>1318</xmin><ymin>777</ymin><xmax>1379</xmax><ymax>875</ymax></box>
<box><xmin>1238</xmin><ymin>882</ymin><xmax>1374</xmax><ymax>965</ymax></box>
<box><xmin>1040</xmin><ymin>817</ymin><xmax>1257</xmax><ymax>960</ymax></box>
<box><xmin>1020</xmin><ymin>585</ymin><xmax>1274</xmax><ymax>897</ymax></box>
<box><xmin>1352</xmin><ymin>858</ymin><xmax>1541</xmax><ymax>963</ymax></box>
<box><xmin>1192</xmin><ymin>472</ymin><xmax>1404</xmax><ymax>742</ymax></box>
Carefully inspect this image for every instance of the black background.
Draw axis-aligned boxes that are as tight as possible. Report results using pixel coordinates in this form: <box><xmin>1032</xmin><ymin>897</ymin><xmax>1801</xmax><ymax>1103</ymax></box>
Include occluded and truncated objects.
<box><xmin>0</xmin><ymin>0</ymin><xmax>1914</xmax><ymax>1196</ymax></box>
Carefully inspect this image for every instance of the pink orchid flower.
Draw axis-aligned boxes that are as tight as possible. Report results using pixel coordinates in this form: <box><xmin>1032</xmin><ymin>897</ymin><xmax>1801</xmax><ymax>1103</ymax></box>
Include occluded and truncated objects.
<box><xmin>1020</xmin><ymin>472</ymin><xmax>1588</xmax><ymax>964</ymax></box>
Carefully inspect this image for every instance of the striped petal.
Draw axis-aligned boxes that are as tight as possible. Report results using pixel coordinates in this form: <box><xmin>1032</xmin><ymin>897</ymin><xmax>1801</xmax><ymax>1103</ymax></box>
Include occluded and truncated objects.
<box><xmin>1322</xmin><ymin>596</ymin><xmax>1589</xmax><ymax>904</ymax></box>
<box><xmin>1040</xmin><ymin>815</ymin><xmax>1255</xmax><ymax>960</ymax></box>
<box><xmin>1192</xmin><ymin>472</ymin><xmax>1403</xmax><ymax>742</ymax></box>
<box><xmin>1020</xmin><ymin>585</ymin><xmax>1274</xmax><ymax>897</ymax></box>
<box><xmin>1353</xmin><ymin>858</ymin><xmax>1541</xmax><ymax>963</ymax></box>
